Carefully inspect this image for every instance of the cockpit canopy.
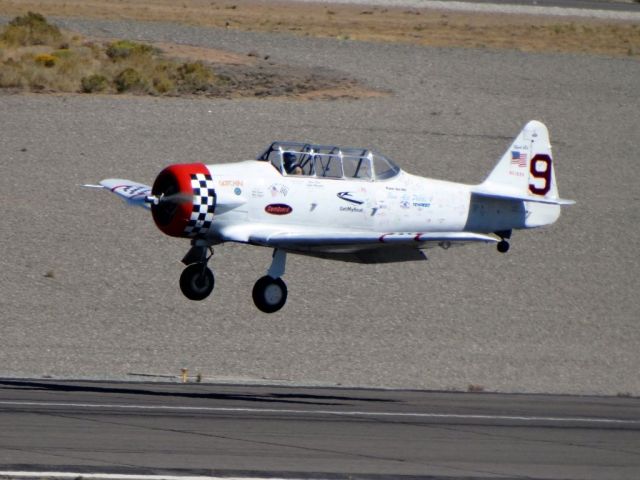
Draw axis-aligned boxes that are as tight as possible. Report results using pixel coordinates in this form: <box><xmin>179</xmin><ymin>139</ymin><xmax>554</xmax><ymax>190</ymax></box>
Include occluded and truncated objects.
<box><xmin>257</xmin><ymin>142</ymin><xmax>400</xmax><ymax>180</ymax></box>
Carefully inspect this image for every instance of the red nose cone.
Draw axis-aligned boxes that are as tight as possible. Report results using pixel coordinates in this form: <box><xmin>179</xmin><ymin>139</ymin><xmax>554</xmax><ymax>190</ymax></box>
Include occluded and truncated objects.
<box><xmin>151</xmin><ymin>163</ymin><xmax>215</xmax><ymax>238</ymax></box>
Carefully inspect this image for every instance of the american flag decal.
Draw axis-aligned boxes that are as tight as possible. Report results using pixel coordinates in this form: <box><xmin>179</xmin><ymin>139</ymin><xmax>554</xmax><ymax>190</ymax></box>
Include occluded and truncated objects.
<box><xmin>511</xmin><ymin>150</ymin><xmax>527</xmax><ymax>168</ymax></box>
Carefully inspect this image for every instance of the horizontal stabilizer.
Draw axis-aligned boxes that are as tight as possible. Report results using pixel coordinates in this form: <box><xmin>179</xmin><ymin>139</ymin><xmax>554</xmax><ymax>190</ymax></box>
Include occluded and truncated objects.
<box><xmin>472</xmin><ymin>187</ymin><xmax>576</xmax><ymax>206</ymax></box>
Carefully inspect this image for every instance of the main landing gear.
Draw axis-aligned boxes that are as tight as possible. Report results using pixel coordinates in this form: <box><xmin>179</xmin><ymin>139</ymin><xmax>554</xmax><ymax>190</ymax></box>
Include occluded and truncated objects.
<box><xmin>178</xmin><ymin>244</ymin><xmax>289</xmax><ymax>313</ymax></box>
<box><xmin>252</xmin><ymin>249</ymin><xmax>288</xmax><ymax>313</ymax></box>
<box><xmin>253</xmin><ymin>276</ymin><xmax>288</xmax><ymax>313</ymax></box>
<box><xmin>495</xmin><ymin>229</ymin><xmax>511</xmax><ymax>254</ymax></box>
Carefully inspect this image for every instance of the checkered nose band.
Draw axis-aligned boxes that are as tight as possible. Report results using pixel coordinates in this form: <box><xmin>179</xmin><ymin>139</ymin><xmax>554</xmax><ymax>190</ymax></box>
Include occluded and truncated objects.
<box><xmin>184</xmin><ymin>173</ymin><xmax>217</xmax><ymax>237</ymax></box>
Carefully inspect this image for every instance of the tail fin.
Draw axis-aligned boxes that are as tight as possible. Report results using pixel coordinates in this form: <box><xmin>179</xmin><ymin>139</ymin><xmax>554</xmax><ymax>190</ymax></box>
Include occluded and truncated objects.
<box><xmin>473</xmin><ymin>120</ymin><xmax>574</xmax><ymax>204</ymax></box>
<box><xmin>471</xmin><ymin>120</ymin><xmax>574</xmax><ymax>227</ymax></box>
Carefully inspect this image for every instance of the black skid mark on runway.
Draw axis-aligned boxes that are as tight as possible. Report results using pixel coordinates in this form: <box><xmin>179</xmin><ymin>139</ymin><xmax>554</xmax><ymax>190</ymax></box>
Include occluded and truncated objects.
<box><xmin>0</xmin><ymin>444</ymin><xmax>144</xmax><ymax>471</ymax></box>
<box><xmin>0</xmin><ymin>379</ymin><xmax>395</xmax><ymax>407</ymax></box>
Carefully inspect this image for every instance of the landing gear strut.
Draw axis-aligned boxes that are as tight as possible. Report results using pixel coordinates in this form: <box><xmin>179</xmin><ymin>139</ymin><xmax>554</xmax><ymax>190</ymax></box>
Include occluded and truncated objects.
<box><xmin>252</xmin><ymin>249</ymin><xmax>288</xmax><ymax>313</ymax></box>
<box><xmin>495</xmin><ymin>229</ymin><xmax>511</xmax><ymax>254</ymax></box>
<box><xmin>179</xmin><ymin>245</ymin><xmax>215</xmax><ymax>301</ymax></box>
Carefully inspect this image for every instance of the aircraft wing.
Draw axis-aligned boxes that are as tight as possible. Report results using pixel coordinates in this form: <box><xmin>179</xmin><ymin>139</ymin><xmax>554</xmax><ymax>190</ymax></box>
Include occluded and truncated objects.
<box><xmin>83</xmin><ymin>179</ymin><xmax>152</xmax><ymax>209</ymax></box>
<box><xmin>219</xmin><ymin>224</ymin><xmax>496</xmax><ymax>263</ymax></box>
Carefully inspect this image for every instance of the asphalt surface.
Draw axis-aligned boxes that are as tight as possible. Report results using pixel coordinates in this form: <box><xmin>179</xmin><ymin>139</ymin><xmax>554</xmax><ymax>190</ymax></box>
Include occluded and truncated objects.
<box><xmin>0</xmin><ymin>16</ymin><xmax>639</xmax><ymax>396</ymax></box>
<box><xmin>1</xmin><ymin>379</ymin><xmax>639</xmax><ymax>479</ymax></box>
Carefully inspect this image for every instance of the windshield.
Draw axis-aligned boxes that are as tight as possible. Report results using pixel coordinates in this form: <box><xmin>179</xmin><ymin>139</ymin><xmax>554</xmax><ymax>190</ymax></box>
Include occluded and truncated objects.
<box><xmin>257</xmin><ymin>142</ymin><xmax>400</xmax><ymax>180</ymax></box>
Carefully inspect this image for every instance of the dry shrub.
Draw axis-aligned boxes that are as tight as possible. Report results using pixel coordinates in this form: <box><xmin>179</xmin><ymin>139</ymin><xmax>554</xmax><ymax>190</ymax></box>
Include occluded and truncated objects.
<box><xmin>105</xmin><ymin>40</ymin><xmax>156</xmax><ymax>60</ymax></box>
<box><xmin>52</xmin><ymin>48</ymin><xmax>73</xmax><ymax>59</ymax></box>
<box><xmin>0</xmin><ymin>58</ymin><xmax>26</xmax><ymax>88</ymax></box>
<box><xmin>34</xmin><ymin>53</ymin><xmax>56</xmax><ymax>67</ymax></box>
<box><xmin>81</xmin><ymin>74</ymin><xmax>109</xmax><ymax>93</ymax></box>
<box><xmin>174</xmin><ymin>61</ymin><xmax>213</xmax><ymax>92</ymax></box>
<box><xmin>0</xmin><ymin>13</ymin><xmax>220</xmax><ymax>96</ymax></box>
<box><xmin>114</xmin><ymin>67</ymin><xmax>149</xmax><ymax>93</ymax></box>
<box><xmin>0</xmin><ymin>11</ymin><xmax>63</xmax><ymax>46</ymax></box>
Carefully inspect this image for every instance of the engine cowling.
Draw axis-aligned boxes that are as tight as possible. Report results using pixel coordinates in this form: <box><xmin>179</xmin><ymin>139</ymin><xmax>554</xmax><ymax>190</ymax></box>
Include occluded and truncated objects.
<box><xmin>151</xmin><ymin>163</ymin><xmax>216</xmax><ymax>238</ymax></box>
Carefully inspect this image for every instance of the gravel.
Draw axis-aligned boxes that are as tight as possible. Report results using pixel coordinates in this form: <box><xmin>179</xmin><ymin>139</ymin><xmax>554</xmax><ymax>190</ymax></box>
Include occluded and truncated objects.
<box><xmin>1</xmin><ymin>17</ymin><xmax>639</xmax><ymax>395</ymax></box>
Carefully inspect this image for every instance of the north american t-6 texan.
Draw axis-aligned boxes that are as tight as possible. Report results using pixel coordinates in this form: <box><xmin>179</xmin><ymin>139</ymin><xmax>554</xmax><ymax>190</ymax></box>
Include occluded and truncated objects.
<box><xmin>86</xmin><ymin>120</ymin><xmax>574</xmax><ymax>313</ymax></box>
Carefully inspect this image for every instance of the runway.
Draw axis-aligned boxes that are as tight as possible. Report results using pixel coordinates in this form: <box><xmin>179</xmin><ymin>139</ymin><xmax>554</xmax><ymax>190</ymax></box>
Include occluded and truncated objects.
<box><xmin>0</xmin><ymin>379</ymin><xmax>639</xmax><ymax>479</ymax></box>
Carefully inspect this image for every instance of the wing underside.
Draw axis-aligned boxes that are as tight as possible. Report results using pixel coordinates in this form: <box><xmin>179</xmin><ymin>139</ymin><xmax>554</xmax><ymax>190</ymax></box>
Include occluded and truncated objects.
<box><xmin>219</xmin><ymin>225</ymin><xmax>497</xmax><ymax>263</ymax></box>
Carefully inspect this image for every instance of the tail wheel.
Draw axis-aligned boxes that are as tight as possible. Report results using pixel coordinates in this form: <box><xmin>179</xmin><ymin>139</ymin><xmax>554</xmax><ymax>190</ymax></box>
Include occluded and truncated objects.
<box><xmin>497</xmin><ymin>240</ymin><xmax>510</xmax><ymax>253</ymax></box>
<box><xmin>252</xmin><ymin>276</ymin><xmax>287</xmax><ymax>313</ymax></box>
<box><xmin>180</xmin><ymin>263</ymin><xmax>214</xmax><ymax>301</ymax></box>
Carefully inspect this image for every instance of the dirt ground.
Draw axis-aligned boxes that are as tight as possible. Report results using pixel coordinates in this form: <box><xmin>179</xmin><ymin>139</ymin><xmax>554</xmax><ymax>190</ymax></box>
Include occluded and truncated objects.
<box><xmin>1</xmin><ymin>0</ymin><xmax>639</xmax><ymax>58</ymax></box>
<box><xmin>0</xmin><ymin>12</ymin><xmax>389</xmax><ymax>99</ymax></box>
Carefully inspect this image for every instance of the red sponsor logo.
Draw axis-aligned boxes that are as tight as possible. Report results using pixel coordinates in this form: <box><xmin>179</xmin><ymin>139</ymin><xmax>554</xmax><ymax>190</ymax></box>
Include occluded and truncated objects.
<box><xmin>265</xmin><ymin>203</ymin><xmax>292</xmax><ymax>215</ymax></box>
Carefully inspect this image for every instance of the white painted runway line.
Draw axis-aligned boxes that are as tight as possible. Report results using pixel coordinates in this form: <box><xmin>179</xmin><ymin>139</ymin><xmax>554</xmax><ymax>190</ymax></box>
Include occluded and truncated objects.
<box><xmin>0</xmin><ymin>474</ymin><xmax>274</xmax><ymax>480</ymax></box>
<box><xmin>0</xmin><ymin>400</ymin><xmax>638</xmax><ymax>425</ymax></box>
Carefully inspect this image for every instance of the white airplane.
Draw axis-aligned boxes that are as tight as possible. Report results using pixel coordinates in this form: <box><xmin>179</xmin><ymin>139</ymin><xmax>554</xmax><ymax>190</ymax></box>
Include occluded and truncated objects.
<box><xmin>87</xmin><ymin>120</ymin><xmax>574</xmax><ymax>313</ymax></box>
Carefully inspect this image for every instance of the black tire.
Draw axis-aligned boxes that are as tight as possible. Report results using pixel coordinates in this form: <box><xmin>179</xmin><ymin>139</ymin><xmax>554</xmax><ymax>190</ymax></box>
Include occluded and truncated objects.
<box><xmin>497</xmin><ymin>240</ymin><xmax>510</xmax><ymax>253</ymax></box>
<box><xmin>252</xmin><ymin>276</ymin><xmax>287</xmax><ymax>313</ymax></box>
<box><xmin>180</xmin><ymin>263</ymin><xmax>214</xmax><ymax>301</ymax></box>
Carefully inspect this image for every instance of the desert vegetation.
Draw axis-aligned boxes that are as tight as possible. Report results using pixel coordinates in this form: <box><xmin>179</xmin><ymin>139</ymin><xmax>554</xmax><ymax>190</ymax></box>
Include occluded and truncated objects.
<box><xmin>0</xmin><ymin>12</ymin><xmax>376</xmax><ymax>98</ymax></box>
<box><xmin>0</xmin><ymin>12</ymin><xmax>227</xmax><ymax>95</ymax></box>
<box><xmin>0</xmin><ymin>0</ymin><xmax>638</xmax><ymax>58</ymax></box>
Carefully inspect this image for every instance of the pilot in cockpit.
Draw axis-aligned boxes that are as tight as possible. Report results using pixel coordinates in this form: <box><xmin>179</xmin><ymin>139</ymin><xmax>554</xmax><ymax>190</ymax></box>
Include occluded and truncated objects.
<box><xmin>283</xmin><ymin>152</ymin><xmax>303</xmax><ymax>175</ymax></box>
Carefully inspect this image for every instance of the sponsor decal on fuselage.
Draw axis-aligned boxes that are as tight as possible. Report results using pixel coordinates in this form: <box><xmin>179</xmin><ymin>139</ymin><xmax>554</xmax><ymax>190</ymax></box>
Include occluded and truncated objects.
<box><xmin>411</xmin><ymin>194</ymin><xmax>431</xmax><ymax>209</ymax></box>
<box><xmin>269</xmin><ymin>183</ymin><xmax>289</xmax><ymax>197</ymax></box>
<box><xmin>306</xmin><ymin>180</ymin><xmax>324</xmax><ymax>188</ymax></box>
<box><xmin>340</xmin><ymin>205</ymin><xmax>363</xmax><ymax>213</ymax></box>
<box><xmin>219</xmin><ymin>179</ymin><xmax>243</xmax><ymax>187</ymax></box>
<box><xmin>265</xmin><ymin>203</ymin><xmax>292</xmax><ymax>215</ymax></box>
<box><xmin>337</xmin><ymin>191</ymin><xmax>364</xmax><ymax>205</ymax></box>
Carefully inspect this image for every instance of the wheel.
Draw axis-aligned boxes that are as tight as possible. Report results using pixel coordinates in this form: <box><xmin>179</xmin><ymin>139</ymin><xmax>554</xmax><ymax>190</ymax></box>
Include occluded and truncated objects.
<box><xmin>180</xmin><ymin>263</ymin><xmax>214</xmax><ymax>301</ymax></box>
<box><xmin>252</xmin><ymin>276</ymin><xmax>287</xmax><ymax>313</ymax></box>
<box><xmin>497</xmin><ymin>240</ymin><xmax>510</xmax><ymax>253</ymax></box>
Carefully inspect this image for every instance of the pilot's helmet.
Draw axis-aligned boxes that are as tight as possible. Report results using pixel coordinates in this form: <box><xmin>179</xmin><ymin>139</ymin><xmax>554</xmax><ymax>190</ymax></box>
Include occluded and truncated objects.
<box><xmin>282</xmin><ymin>152</ymin><xmax>298</xmax><ymax>173</ymax></box>
<box><xmin>283</xmin><ymin>152</ymin><xmax>296</xmax><ymax>165</ymax></box>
